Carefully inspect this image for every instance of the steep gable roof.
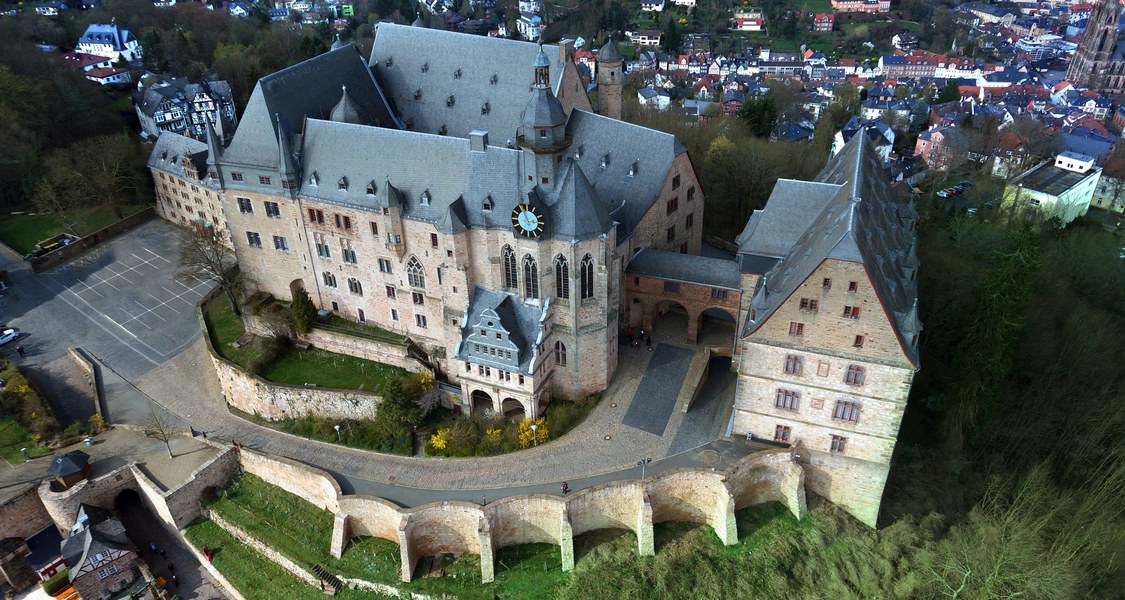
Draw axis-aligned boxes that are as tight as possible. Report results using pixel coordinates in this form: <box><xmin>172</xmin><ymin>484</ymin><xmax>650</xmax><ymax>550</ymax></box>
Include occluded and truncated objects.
<box><xmin>368</xmin><ymin>23</ymin><xmax>581</xmax><ymax>139</ymax></box>
<box><xmin>743</xmin><ymin>134</ymin><xmax>921</xmax><ymax>366</ymax></box>
<box><xmin>222</xmin><ymin>45</ymin><xmax>401</xmax><ymax>169</ymax></box>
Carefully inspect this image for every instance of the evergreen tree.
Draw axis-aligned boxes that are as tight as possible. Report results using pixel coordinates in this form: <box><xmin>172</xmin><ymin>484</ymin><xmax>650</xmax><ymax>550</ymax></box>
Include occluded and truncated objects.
<box><xmin>290</xmin><ymin>287</ymin><xmax>318</xmax><ymax>335</ymax></box>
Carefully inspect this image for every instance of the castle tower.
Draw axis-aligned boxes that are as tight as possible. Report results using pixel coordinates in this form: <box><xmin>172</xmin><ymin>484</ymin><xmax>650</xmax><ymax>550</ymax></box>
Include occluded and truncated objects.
<box><xmin>517</xmin><ymin>45</ymin><xmax>570</xmax><ymax>189</ymax></box>
<box><xmin>1066</xmin><ymin>0</ymin><xmax>1125</xmax><ymax>93</ymax></box>
<box><xmin>597</xmin><ymin>40</ymin><xmax>624</xmax><ymax>121</ymax></box>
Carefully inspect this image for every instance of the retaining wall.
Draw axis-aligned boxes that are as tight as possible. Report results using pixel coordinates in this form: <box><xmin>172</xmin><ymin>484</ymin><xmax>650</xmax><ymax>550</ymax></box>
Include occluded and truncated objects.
<box><xmin>28</xmin><ymin>208</ymin><xmax>155</xmax><ymax>273</ymax></box>
<box><xmin>232</xmin><ymin>446</ymin><xmax>805</xmax><ymax>586</ymax></box>
<box><xmin>0</xmin><ymin>485</ymin><xmax>55</xmax><ymax>539</ymax></box>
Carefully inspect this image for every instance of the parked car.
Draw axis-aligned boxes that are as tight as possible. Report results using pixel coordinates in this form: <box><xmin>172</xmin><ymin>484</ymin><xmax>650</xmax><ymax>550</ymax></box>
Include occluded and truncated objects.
<box><xmin>960</xmin><ymin>180</ymin><xmax>975</xmax><ymax>188</ymax></box>
<box><xmin>0</xmin><ymin>328</ymin><xmax>19</xmax><ymax>346</ymax></box>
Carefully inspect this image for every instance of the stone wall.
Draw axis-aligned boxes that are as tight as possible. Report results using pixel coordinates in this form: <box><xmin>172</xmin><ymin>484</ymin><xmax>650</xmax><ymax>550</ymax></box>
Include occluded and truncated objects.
<box><xmin>38</xmin><ymin>466</ymin><xmax>140</xmax><ymax>534</ymax></box>
<box><xmin>301</xmin><ymin>327</ymin><xmax>420</xmax><ymax>373</ymax></box>
<box><xmin>209</xmin><ymin>350</ymin><xmax>384</xmax><ymax>421</ymax></box>
<box><xmin>160</xmin><ymin>447</ymin><xmax>241</xmax><ymax>529</ymax></box>
<box><xmin>28</xmin><ymin>208</ymin><xmax>156</xmax><ymax>273</ymax></box>
<box><xmin>0</xmin><ymin>485</ymin><xmax>55</xmax><ymax>539</ymax></box>
<box><xmin>236</xmin><ymin>446</ymin><xmax>806</xmax><ymax>586</ymax></box>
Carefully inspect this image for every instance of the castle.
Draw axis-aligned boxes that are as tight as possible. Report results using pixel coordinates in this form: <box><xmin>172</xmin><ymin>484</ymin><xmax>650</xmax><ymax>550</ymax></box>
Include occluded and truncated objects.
<box><xmin>1066</xmin><ymin>0</ymin><xmax>1125</xmax><ymax>94</ymax></box>
<box><xmin>147</xmin><ymin>24</ymin><xmax>920</xmax><ymax>528</ymax></box>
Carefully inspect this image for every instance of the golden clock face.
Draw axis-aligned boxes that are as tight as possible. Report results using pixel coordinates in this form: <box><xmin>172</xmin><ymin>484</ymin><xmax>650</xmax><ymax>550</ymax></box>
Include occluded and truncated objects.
<box><xmin>511</xmin><ymin>204</ymin><xmax>544</xmax><ymax>237</ymax></box>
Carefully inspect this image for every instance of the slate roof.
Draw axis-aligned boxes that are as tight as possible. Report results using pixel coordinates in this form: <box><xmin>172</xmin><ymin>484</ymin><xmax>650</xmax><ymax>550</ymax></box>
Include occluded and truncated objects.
<box><xmin>736</xmin><ymin>179</ymin><xmax>842</xmax><ymax>258</ymax></box>
<box><xmin>367</xmin><ymin>23</ymin><xmax>571</xmax><ymax>140</ymax></box>
<box><xmin>1011</xmin><ymin>159</ymin><xmax>1097</xmax><ymax>195</ymax></box>
<box><xmin>47</xmin><ymin>450</ymin><xmax>89</xmax><ymax>477</ymax></box>
<box><xmin>134</xmin><ymin>78</ymin><xmax>233</xmax><ymax>118</ymax></box>
<box><xmin>61</xmin><ymin>505</ymin><xmax>133</xmax><ymax>581</ymax></box>
<box><xmin>566</xmin><ymin>110</ymin><xmax>686</xmax><ymax>235</ymax></box>
<box><xmin>78</xmin><ymin>22</ymin><xmax>136</xmax><ymax>51</ymax></box>
<box><xmin>148</xmin><ymin>132</ymin><xmax>209</xmax><ymax>180</ymax></box>
<box><xmin>456</xmin><ymin>286</ymin><xmax>547</xmax><ymax>374</ymax></box>
<box><xmin>222</xmin><ymin>45</ymin><xmax>401</xmax><ymax>170</ymax></box>
<box><xmin>626</xmin><ymin>248</ymin><xmax>741</xmax><ymax>289</ymax></box>
<box><xmin>25</xmin><ymin>525</ymin><xmax>64</xmax><ymax>571</ymax></box>
<box><xmin>742</xmin><ymin>133</ymin><xmax>921</xmax><ymax>366</ymax></box>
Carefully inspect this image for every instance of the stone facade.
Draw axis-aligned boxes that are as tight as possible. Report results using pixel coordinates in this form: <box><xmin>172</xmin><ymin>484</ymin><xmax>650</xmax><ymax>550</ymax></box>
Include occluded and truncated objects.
<box><xmin>1066</xmin><ymin>0</ymin><xmax>1125</xmax><ymax>94</ymax></box>
<box><xmin>208</xmin><ymin>347</ymin><xmax>384</xmax><ymax>421</ymax></box>
<box><xmin>150</xmin><ymin>148</ymin><xmax>231</xmax><ymax>248</ymax></box>
<box><xmin>0</xmin><ymin>485</ymin><xmax>55</xmax><ymax>540</ymax></box>
<box><xmin>72</xmin><ymin>554</ymin><xmax>137</xmax><ymax>600</ymax></box>
<box><xmin>626</xmin><ymin>267</ymin><xmax>742</xmax><ymax>348</ymax></box>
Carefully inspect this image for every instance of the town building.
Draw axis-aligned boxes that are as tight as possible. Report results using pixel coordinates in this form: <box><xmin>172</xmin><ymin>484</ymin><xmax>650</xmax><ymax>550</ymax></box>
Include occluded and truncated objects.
<box><xmin>731</xmin><ymin>10</ymin><xmax>765</xmax><ymax>32</ymax></box>
<box><xmin>915</xmin><ymin>125</ymin><xmax>968</xmax><ymax>172</ymax></box>
<box><xmin>133</xmin><ymin>76</ymin><xmax>237</xmax><ymax>140</ymax></box>
<box><xmin>1091</xmin><ymin>157</ymin><xmax>1125</xmax><ymax>214</ymax></box>
<box><xmin>76</xmin><ymin>21</ymin><xmax>143</xmax><ymax>63</ymax></box>
<box><xmin>1002</xmin><ymin>151</ymin><xmax>1101</xmax><ymax>224</ymax></box>
<box><xmin>732</xmin><ymin>134</ymin><xmax>921</xmax><ymax>528</ymax></box>
<box><xmin>830</xmin><ymin>0</ymin><xmax>890</xmax><ymax>14</ymax></box>
<box><xmin>60</xmin><ymin>505</ymin><xmax>139</xmax><ymax>600</ymax></box>
<box><xmin>1066</xmin><ymin>0</ymin><xmax>1125</xmax><ymax>94</ymax></box>
<box><xmin>148</xmin><ymin>132</ymin><xmax>230</xmax><ymax>245</ymax></box>
<box><xmin>813</xmin><ymin>13</ymin><xmax>834</xmax><ymax>32</ymax></box>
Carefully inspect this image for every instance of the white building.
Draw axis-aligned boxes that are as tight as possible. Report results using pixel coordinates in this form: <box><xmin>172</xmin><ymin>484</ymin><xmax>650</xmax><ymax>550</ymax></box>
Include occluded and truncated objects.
<box><xmin>1002</xmin><ymin>152</ymin><xmax>1101</xmax><ymax>224</ymax></box>
<box><xmin>76</xmin><ymin>21</ymin><xmax>143</xmax><ymax>63</ymax></box>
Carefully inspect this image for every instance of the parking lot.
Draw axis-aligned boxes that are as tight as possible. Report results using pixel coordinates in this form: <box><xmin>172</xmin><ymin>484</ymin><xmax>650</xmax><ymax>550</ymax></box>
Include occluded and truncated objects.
<box><xmin>38</xmin><ymin>222</ymin><xmax>215</xmax><ymax>368</ymax></box>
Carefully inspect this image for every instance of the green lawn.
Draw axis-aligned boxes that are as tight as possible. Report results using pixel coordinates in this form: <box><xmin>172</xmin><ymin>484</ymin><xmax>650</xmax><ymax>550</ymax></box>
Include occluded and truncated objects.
<box><xmin>183</xmin><ymin>520</ymin><xmax>393</xmax><ymax>600</ymax></box>
<box><xmin>261</xmin><ymin>347</ymin><xmax>406</xmax><ymax>390</ymax></box>
<box><xmin>0</xmin><ymin>204</ymin><xmax>148</xmax><ymax>256</ymax></box>
<box><xmin>319</xmin><ymin>315</ymin><xmax>407</xmax><ymax>346</ymax></box>
<box><xmin>205</xmin><ymin>473</ymin><xmax>803</xmax><ymax>600</ymax></box>
<box><xmin>204</xmin><ymin>298</ymin><xmax>406</xmax><ymax>391</ymax></box>
<box><xmin>0</xmin><ymin>417</ymin><xmax>52</xmax><ymax>465</ymax></box>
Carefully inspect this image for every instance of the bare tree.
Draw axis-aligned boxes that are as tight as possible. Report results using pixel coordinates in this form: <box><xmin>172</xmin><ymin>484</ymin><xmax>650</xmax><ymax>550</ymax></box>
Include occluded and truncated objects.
<box><xmin>177</xmin><ymin>225</ymin><xmax>241</xmax><ymax>315</ymax></box>
<box><xmin>144</xmin><ymin>406</ymin><xmax>178</xmax><ymax>458</ymax></box>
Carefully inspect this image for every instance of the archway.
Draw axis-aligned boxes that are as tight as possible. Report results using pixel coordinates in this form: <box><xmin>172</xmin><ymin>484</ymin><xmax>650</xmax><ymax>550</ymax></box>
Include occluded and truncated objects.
<box><xmin>697</xmin><ymin>307</ymin><xmax>737</xmax><ymax>349</ymax></box>
<box><xmin>652</xmin><ymin>300</ymin><xmax>689</xmax><ymax>342</ymax></box>
<box><xmin>471</xmin><ymin>390</ymin><xmax>494</xmax><ymax>416</ymax></box>
<box><xmin>289</xmin><ymin>278</ymin><xmax>304</xmax><ymax>299</ymax></box>
<box><xmin>628</xmin><ymin>298</ymin><xmax>643</xmax><ymax>329</ymax></box>
<box><xmin>501</xmin><ymin>398</ymin><xmax>526</xmax><ymax>421</ymax></box>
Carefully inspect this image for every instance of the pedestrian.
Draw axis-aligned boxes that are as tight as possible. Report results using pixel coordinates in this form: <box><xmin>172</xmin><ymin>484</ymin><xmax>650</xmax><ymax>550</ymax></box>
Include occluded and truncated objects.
<box><xmin>15</xmin><ymin>345</ymin><xmax>24</xmax><ymax>358</ymax></box>
<box><xmin>171</xmin><ymin>574</ymin><xmax>178</xmax><ymax>588</ymax></box>
<box><xmin>561</xmin><ymin>481</ymin><xmax>569</xmax><ymax>494</ymax></box>
<box><xmin>150</xmin><ymin>542</ymin><xmax>158</xmax><ymax>553</ymax></box>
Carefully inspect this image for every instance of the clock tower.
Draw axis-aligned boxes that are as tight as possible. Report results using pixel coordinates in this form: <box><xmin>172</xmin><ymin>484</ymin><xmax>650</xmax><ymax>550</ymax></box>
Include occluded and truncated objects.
<box><xmin>517</xmin><ymin>44</ymin><xmax>570</xmax><ymax>190</ymax></box>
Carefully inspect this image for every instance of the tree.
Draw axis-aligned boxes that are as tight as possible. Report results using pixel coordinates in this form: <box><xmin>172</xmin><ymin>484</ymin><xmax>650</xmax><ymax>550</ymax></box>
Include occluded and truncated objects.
<box><xmin>141</xmin><ymin>28</ymin><xmax>168</xmax><ymax>72</ymax></box>
<box><xmin>661</xmin><ymin>17</ymin><xmax>681</xmax><ymax>54</ymax></box>
<box><xmin>291</xmin><ymin>287</ymin><xmax>317</xmax><ymax>335</ymax></box>
<box><xmin>372</xmin><ymin>376</ymin><xmax>422</xmax><ymax>436</ymax></box>
<box><xmin>178</xmin><ymin>225</ymin><xmax>241</xmax><ymax>315</ymax></box>
<box><xmin>737</xmin><ymin>94</ymin><xmax>779</xmax><ymax>138</ymax></box>
<box><xmin>144</xmin><ymin>406</ymin><xmax>178</xmax><ymax>458</ymax></box>
<box><xmin>34</xmin><ymin>133</ymin><xmax>147</xmax><ymax>219</ymax></box>
<box><xmin>936</xmin><ymin>80</ymin><xmax>961</xmax><ymax>104</ymax></box>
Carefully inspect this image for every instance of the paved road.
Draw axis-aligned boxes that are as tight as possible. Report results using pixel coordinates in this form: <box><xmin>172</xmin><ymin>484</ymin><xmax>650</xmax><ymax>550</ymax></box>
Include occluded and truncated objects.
<box><xmin>2</xmin><ymin>222</ymin><xmax>763</xmax><ymax>508</ymax></box>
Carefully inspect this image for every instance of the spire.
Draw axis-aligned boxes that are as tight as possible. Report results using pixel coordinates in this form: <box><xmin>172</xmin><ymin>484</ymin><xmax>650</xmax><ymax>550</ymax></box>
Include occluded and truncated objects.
<box><xmin>597</xmin><ymin>39</ymin><xmax>623</xmax><ymax>64</ymax></box>
<box><xmin>275</xmin><ymin>113</ymin><xmax>296</xmax><ymax>179</ymax></box>
<box><xmin>411</xmin><ymin>11</ymin><xmax>425</xmax><ymax>27</ymax></box>
<box><xmin>331</xmin><ymin>33</ymin><xmax>346</xmax><ymax>51</ymax></box>
<box><xmin>205</xmin><ymin>117</ymin><xmax>222</xmax><ymax>167</ymax></box>
<box><xmin>330</xmin><ymin>84</ymin><xmax>363</xmax><ymax>124</ymax></box>
<box><xmin>213</xmin><ymin>107</ymin><xmax>224</xmax><ymax>145</ymax></box>
<box><xmin>533</xmin><ymin>42</ymin><xmax>551</xmax><ymax>88</ymax></box>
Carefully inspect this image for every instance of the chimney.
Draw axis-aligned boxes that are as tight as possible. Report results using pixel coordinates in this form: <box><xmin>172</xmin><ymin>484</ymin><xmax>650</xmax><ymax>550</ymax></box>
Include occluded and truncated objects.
<box><xmin>558</xmin><ymin>39</ymin><xmax>575</xmax><ymax>63</ymax></box>
<box><xmin>469</xmin><ymin>130</ymin><xmax>489</xmax><ymax>152</ymax></box>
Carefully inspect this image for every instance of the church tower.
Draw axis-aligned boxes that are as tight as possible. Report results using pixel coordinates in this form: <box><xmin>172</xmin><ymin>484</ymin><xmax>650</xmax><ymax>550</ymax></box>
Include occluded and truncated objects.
<box><xmin>517</xmin><ymin>45</ymin><xmax>570</xmax><ymax>190</ymax></box>
<box><xmin>1066</xmin><ymin>0</ymin><xmax>1125</xmax><ymax>93</ymax></box>
<box><xmin>597</xmin><ymin>40</ymin><xmax>624</xmax><ymax>120</ymax></box>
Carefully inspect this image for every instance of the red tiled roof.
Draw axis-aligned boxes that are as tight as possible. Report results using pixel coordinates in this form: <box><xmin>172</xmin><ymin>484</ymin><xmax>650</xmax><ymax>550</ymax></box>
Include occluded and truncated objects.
<box><xmin>61</xmin><ymin>52</ymin><xmax>108</xmax><ymax>69</ymax></box>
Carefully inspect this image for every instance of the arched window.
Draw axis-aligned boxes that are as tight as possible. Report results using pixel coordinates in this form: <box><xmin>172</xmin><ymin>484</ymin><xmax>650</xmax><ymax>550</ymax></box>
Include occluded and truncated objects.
<box><xmin>555</xmin><ymin>340</ymin><xmax>566</xmax><ymax>366</ymax></box>
<box><xmin>502</xmin><ymin>245</ymin><xmax>517</xmax><ymax>289</ymax></box>
<box><xmin>523</xmin><ymin>255</ymin><xmax>539</xmax><ymax>299</ymax></box>
<box><xmin>580</xmin><ymin>254</ymin><xmax>595</xmax><ymax>299</ymax></box>
<box><xmin>555</xmin><ymin>255</ymin><xmax>569</xmax><ymax>299</ymax></box>
<box><xmin>407</xmin><ymin>256</ymin><xmax>425</xmax><ymax>288</ymax></box>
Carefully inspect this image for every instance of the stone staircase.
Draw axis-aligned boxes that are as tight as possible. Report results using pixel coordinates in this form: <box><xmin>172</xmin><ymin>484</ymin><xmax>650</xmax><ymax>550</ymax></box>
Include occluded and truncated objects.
<box><xmin>677</xmin><ymin>347</ymin><xmax>712</xmax><ymax>413</ymax></box>
<box><xmin>310</xmin><ymin>564</ymin><xmax>342</xmax><ymax>595</ymax></box>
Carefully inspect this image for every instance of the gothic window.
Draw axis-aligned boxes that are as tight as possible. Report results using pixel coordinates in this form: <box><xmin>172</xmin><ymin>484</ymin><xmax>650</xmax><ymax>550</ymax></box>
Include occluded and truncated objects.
<box><xmin>407</xmin><ymin>256</ymin><xmax>425</xmax><ymax>288</ymax></box>
<box><xmin>502</xmin><ymin>245</ymin><xmax>518</xmax><ymax>289</ymax></box>
<box><xmin>555</xmin><ymin>255</ymin><xmax>569</xmax><ymax>299</ymax></box>
<box><xmin>523</xmin><ymin>255</ymin><xmax>539</xmax><ymax>299</ymax></box>
<box><xmin>580</xmin><ymin>254</ymin><xmax>595</xmax><ymax>299</ymax></box>
<box><xmin>555</xmin><ymin>340</ymin><xmax>566</xmax><ymax>366</ymax></box>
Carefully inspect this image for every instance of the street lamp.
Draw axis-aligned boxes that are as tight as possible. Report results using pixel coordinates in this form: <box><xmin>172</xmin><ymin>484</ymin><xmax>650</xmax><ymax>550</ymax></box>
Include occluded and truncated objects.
<box><xmin>334</xmin><ymin>424</ymin><xmax>341</xmax><ymax>442</ymax></box>
<box><xmin>637</xmin><ymin>457</ymin><xmax>652</xmax><ymax>479</ymax></box>
<box><xmin>530</xmin><ymin>424</ymin><xmax>538</xmax><ymax>447</ymax></box>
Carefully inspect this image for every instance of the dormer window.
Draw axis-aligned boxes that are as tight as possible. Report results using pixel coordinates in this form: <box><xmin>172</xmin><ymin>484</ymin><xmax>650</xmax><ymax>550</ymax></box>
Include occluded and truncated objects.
<box><xmin>161</xmin><ymin>151</ymin><xmax>168</xmax><ymax>161</ymax></box>
<box><xmin>366</xmin><ymin>181</ymin><xmax>376</xmax><ymax>195</ymax></box>
<box><xmin>454</xmin><ymin>68</ymin><xmax>462</xmax><ymax>79</ymax></box>
<box><xmin>447</xmin><ymin>95</ymin><xmax>455</xmax><ymax>107</ymax></box>
<box><xmin>628</xmin><ymin>161</ymin><xmax>638</xmax><ymax>177</ymax></box>
<box><xmin>438</xmin><ymin>125</ymin><xmax>447</xmax><ymax>135</ymax></box>
<box><xmin>420</xmin><ymin>190</ymin><xmax>431</xmax><ymax>206</ymax></box>
<box><xmin>338</xmin><ymin>177</ymin><xmax>348</xmax><ymax>190</ymax></box>
<box><xmin>421</xmin><ymin>62</ymin><xmax>428</xmax><ymax>73</ymax></box>
<box><xmin>481</xmin><ymin>102</ymin><xmax>490</xmax><ymax>115</ymax></box>
<box><xmin>414</xmin><ymin>89</ymin><xmax>422</xmax><ymax>100</ymax></box>
<box><xmin>490</xmin><ymin>74</ymin><xmax>498</xmax><ymax>85</ymax></box>
<box><xmin>574</xmin><ymin>145</ymin><xmax>583</xmax><ymax>159</ymax></box>
<box><xmin>483</xmin><ymin>195</ymin><xmax>493</xmax><ymax>211</ymax></box>
<box><xmin>385</xmin><ymin>57</ymin><xmax>393</xmax><ymax>67</ymax></box>
<box><xmin>600</xmin><ymin>154</ymin><xmax>609</xmax><ymax>169</ymax></box>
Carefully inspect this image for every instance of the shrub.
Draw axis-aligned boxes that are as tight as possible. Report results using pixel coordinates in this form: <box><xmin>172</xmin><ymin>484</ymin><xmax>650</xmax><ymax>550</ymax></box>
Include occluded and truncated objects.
<box><xmin>41</xmin><ymin>571</ymin><xmax>69</xmax><ymax>595</ymax></box>
<box><xmin>290</xmin><ymin>287</ymin><xmax>317</xmax><ymax>335</ymax></box>
<box><xmin>518</xmin><ymin>417</ymin><xmax>548</xmax><ymax>448</ymax></box>
<box><xmin>88</xmin><ymin>413</ymin><xmax>106</xmax><ymax>433</ymax></box>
